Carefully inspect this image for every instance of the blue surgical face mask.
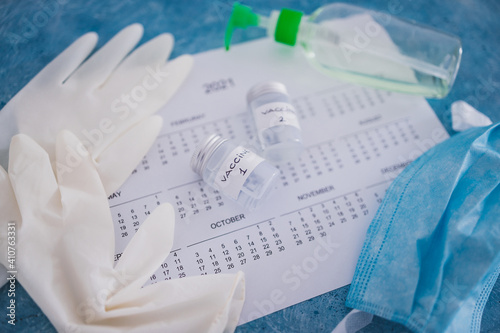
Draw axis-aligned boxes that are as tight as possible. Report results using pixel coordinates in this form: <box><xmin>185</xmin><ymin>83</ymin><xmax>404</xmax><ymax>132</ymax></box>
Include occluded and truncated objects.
<box><xmin>346</xmin><ymin>123</ymin><xmax>500</xmax><ymax>333</ymax></box>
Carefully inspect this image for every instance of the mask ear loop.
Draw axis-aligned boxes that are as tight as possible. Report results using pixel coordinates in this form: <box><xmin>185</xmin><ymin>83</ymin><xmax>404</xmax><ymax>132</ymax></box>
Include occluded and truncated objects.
<box><xmin>331</xmin><ymin>309</ymin><xmax>374</xmax><ymax>333</ymax></box>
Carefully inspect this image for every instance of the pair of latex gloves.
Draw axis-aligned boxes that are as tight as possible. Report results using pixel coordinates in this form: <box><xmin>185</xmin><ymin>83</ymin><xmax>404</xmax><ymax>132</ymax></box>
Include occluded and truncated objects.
<box><xmin>0</xmin><ymin>24</ymin><xmax>244</xmax><ymax>332</ymax></box>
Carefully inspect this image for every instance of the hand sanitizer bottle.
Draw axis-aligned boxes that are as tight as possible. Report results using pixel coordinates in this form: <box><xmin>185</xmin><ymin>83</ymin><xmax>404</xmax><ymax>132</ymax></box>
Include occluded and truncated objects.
<box><xmin>225</xmin><ymin>2</ymin><xmax>462</xmax><ymax>98</ymax></box>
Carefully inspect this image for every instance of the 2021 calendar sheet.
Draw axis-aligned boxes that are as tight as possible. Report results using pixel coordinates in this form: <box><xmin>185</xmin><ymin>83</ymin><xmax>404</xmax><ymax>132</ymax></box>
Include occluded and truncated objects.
<box><xmin>109</xmin><ymin>38</ymin><xmax>449</xmax><ymax>324</ymax></box>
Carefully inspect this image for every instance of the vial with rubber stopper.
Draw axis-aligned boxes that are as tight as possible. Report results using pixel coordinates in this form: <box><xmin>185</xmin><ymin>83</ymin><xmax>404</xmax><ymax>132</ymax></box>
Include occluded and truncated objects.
<box><xmin>247</xmin><ymin>81</ymin><xmax>303</xmax><ymax>162</ymax></box>
<box><xmin>191</xmin><ymin>134</ymin><xmax>279</xmax><ymax>210</ymax></box>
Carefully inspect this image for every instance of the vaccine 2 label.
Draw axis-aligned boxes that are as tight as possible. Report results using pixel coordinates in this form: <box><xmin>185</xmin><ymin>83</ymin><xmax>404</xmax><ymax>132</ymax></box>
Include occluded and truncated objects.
<box><xmin>214</xmin><ymin>146</ymin><xmax>264</xmax><ymax>200</ymax></box>
<box><xmin>253</xmin><ymin>102</ymin><xmax>301</xmax><ymax>139</ymax></box>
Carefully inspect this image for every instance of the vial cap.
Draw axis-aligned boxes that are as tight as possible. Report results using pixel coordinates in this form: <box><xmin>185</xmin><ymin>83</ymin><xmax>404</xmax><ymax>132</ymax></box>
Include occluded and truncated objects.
<box><xmin>190</xmin><ymin>134</ymin><xmax>228</xmax><ymax>176</ymax></box>
<box><xmin>246</xmin><ymin>81</ymin><xmax>289</xmax><ymax>104</ymax></box>
<box><xmin>275</xmin><ymin>8</ymin><xmax>303</xmax><ymax>46</ymax></box>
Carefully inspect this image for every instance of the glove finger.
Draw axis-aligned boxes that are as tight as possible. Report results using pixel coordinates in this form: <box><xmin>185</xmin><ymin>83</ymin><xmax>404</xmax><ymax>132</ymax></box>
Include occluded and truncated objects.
<box><xmin>148</xmin><ymin>54</ymin><xmax>194</xmax><ymax>113</ymax></box>
<box><xmin>113</xmin><ymin>203</ymin><xmax>175</xmax><ymax>290</ymax></box>
<box><xmin>94</xmin><ymin>115</ymin><xmax>163</xmax><ymax>195</ymax></box>
<box><xmin>55</xmin><ymin>131</ymin><xmax>114</xmax><ymax>266</ymax></box>
<box><xmin>0</xmin><ymin>165</ymin><xmax>22</xmax><ymax>268</ymax></box>
<box><xmin>8</xmin><ymin>134</ymin><xmax>60</xmax><ymax>230</ymax></box>
<box><xmin>101</xmin><ymin>54</ymin><xmax>193</xmax><ymax>126</ymax></box>
<box><xmin>0</xmin><ymin>164</ymin><xmax>20</xmax><ymax>223</ymax></box>
<box><xmin>94</xmin><ymin>54</ymin><xmax>192</xmax><ymax>146</ymax></box>
<box><xmin>68</xmin><ymin>24</ymin><xmax>143</xmax><ymax>89</ymax></box>
<box><xmin>0</xmin><ymin>32</ymin><xmax>98</xmax><ymax>169</ymax></box>
<box><xmin>35</xmin><ymin>32</ymin><xmax>98</xmax><ymax>85</ymax></box>
<box><xmin>103</xmin><ymin>33</ymin><xmax>174</xmax><ymax>90</ymax></box>
<box><xmin>104</xmin><ymin>272</ymin><xmax>245</xmax><ymax>333</ymax></box>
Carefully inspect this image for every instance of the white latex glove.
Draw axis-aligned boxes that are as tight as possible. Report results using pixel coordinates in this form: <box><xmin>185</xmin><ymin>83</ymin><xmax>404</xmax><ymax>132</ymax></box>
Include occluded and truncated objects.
<box><xmin>0</xmin><ymin>23</ymin><xmax>193</xmax><ymax>195</ymax></box>
<box><xmin>0</xmin><ymin>131</ymin><xmax>245</xmax><ymax>332</ymax></box>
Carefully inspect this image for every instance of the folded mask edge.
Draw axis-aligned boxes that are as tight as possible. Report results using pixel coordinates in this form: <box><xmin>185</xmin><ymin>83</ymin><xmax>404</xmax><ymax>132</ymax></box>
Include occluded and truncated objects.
<box><xmin>469</xmin><ymin>264</ymin><xmax>500</xmax><ymax>332</ymax></box>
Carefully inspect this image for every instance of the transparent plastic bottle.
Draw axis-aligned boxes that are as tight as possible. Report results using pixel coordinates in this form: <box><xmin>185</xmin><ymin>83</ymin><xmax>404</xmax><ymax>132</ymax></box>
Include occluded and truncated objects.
<box><xmin>247</xmin><ymin>81</ymin><xmax>303</xmax><ymax>162</ymax></box>
<box><xmin>191</xmin><ymin>134</ymin><xmax>279</xmax><ymax>210</ymax></box>
<box><xmin>225</xmin><ymin>3</ymin><xmax>462</xmax><ymax>98</ymax></box>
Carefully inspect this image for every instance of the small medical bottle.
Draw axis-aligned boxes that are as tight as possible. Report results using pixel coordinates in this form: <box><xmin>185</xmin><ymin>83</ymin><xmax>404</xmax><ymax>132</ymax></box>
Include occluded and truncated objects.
<box><xmin>247</xmin><ymin>81</ymin><xmax>303</xmax><ymax>162</ymax></box>
<box><xmin>191</xmin><ymin>134</ymin><xmax>279</xmax><ymax>210</ymax></box>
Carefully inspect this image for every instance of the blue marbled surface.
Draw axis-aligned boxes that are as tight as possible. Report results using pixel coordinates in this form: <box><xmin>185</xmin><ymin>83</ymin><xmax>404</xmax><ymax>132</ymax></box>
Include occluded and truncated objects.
<box><xmin>0</xmin><ymin>0</ymin><xmax>499</xmax><ymax>332</ymax></box>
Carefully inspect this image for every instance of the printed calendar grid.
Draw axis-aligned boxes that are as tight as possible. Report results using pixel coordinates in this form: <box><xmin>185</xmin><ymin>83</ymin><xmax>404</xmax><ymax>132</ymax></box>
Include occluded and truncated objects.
<box><xmin>129</xmin><ymin>85</ymin><xmax>398</xmax><ymax>177</ymax></box>
<box><xmin>110</xmin><ymin>177</ymin><xmax>391</xmax><ymax>284</ymax></box>
<box><xmin>113</xmin><ymin>92</ymin><xmax>422</xmax><ymax>277</ymax></box>
<box><xmin>132</xmin><ymin>117</ymin><xmax>416</xmax><ymax>192</ymax></box>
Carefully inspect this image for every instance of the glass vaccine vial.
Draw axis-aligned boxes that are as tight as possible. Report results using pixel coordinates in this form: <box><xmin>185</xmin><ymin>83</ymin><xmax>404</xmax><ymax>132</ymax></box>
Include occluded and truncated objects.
<box><xmin>191</xmin><ymin>134</ymin><xmax>279</xmax><ymax>210</ymax></box>
<box><xmin>247</xmin><ymin>81</ymin><xmax>304</xmax><ymax>162</ymax></box>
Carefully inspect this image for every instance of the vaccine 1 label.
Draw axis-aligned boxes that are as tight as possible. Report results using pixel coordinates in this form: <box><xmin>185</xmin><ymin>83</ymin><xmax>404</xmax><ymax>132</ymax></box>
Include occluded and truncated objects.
<box><xmin>214</xmin><ymin>146</ymin><xmax>264</xmax><ymax>200</ymax></box>
<box><xmin>253</xmin><ymin>102</ymin><xmax>301</xmax><ymax>141</ymax></box>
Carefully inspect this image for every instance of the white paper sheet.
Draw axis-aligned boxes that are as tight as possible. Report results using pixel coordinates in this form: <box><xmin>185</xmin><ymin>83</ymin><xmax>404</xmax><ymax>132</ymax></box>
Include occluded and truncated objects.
<box><xmin>109</xmin><ymin>38</ymin><xmax>449</xmax><ymax>325</ymax></box>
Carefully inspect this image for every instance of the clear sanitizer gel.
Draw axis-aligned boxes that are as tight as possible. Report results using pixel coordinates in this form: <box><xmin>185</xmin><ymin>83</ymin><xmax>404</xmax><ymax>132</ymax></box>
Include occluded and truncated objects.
<box><xmin>225</xmin><ymin>2</ymin><xmax>462</xmax><ymax>98</ymax></box>
<box><xmin>191</xmin><ymin>134</ymin><xmax>279</xmax><ymax>210</ymax></box>
<box><xmin>247</xmin><ymin>81</ymin><xmax>303</xmax><ymax>162</ymax></box>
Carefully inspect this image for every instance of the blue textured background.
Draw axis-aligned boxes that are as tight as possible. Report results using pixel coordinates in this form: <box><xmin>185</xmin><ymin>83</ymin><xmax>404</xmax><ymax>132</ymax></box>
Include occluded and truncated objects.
<box><xmin>0</xmin><ymin>0</ymin><xmax>499</xmax><ymax>332</ymax></box>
